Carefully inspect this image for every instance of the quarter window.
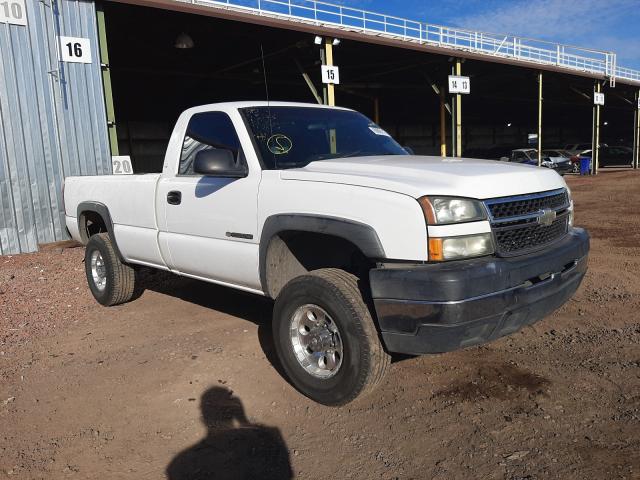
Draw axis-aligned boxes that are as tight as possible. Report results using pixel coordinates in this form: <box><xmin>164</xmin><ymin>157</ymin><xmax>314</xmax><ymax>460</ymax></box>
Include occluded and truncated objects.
<box><xmin>179</xmin><ymin>112</ymin><xmax>242</xmax><ymax>175</ymax></box>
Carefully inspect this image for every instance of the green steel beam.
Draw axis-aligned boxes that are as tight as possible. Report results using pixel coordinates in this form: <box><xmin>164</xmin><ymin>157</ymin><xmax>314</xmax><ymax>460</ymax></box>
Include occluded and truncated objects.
<box><xmin>96</xmin><ymin>3</ymin><xmax>118</xmax><ymax>156</ymax></box>
<box><xmin>634</xmin><ymin>90</ymin><xmax>640</xmax><ymax>169</ymax></box>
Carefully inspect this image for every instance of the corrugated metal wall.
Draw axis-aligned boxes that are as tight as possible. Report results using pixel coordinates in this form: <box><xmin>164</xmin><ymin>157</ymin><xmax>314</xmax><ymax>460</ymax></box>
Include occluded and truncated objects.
<box><xmin>0</xmin><ymin>0</ymin><xmax>110</xmax><ymax>255</ymax></box>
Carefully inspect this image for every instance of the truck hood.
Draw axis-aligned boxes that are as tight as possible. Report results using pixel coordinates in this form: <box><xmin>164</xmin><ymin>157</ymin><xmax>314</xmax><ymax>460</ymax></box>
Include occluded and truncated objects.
<box><xmin>280</xmin><ymin>155</ymin><xmax>566</xmax><ymax>199</ymax></box>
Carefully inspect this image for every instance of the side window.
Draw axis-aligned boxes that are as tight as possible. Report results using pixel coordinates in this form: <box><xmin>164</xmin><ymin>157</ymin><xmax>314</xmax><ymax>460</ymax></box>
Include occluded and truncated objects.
<box><xmin>179</xmin><ymin>112</ymin><xmax>242</xmax><ymax>175</ymax></box>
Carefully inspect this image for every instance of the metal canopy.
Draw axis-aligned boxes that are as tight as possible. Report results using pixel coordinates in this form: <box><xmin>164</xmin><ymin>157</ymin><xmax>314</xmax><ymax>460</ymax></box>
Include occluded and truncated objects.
<box><xmin>114</xmin><ymin>0</ymin><xmax>640</xmax><ymax>87</ymax></box>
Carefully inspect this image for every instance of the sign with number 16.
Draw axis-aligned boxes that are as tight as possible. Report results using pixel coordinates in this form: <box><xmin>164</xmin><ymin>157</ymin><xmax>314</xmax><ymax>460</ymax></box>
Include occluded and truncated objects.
<box><xmin>59</xmin><ymin>36</ymin><xmax>92</xmax><ymax>64</ymax></box>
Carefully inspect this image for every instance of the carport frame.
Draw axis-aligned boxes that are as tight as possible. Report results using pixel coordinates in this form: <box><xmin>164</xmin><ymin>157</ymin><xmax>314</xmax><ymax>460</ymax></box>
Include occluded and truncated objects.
<box><xmin>98</xmin><ymin>0</ymin><xmax>640</xmax><ymax>166</ymax></box>
<box><xmin>634</xmin><ymin>90</ymin><xmax>640</xmax><ymax>169</ymax></box>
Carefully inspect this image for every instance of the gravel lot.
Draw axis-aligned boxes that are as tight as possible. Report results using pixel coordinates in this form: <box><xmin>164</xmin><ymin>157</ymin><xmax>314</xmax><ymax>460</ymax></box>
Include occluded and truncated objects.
<box><xmin>1</xmin><ymin>170</ymin><xmax>639</xmax><ymax>479</ymax></box>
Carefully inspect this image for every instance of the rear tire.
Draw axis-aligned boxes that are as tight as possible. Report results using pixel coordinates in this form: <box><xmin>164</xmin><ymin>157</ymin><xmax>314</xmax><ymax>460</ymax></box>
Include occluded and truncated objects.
<box><xmin>84</xmin><ymin>233</ymin><xmax>136</xmax><ymax>306</ymax></box>
<box><xmin>272</xmin><ymin>268</ymin><xmax>390</xmax><ymax>406</ymax></box>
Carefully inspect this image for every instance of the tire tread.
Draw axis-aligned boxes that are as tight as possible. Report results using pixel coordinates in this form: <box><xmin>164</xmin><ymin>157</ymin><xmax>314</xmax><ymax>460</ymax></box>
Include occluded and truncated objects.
<box><xmin>86</xmin><ymin>233</ymin><xmax>135</xmax><ymax>306</ymax></box>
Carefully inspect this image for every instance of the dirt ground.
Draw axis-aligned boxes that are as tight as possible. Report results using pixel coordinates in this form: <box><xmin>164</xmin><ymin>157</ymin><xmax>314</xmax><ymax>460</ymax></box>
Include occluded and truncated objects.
<box><xmin>1</xmin><ymin>170</ymin><xmax>639</xmax><ymax>480</ymax></box>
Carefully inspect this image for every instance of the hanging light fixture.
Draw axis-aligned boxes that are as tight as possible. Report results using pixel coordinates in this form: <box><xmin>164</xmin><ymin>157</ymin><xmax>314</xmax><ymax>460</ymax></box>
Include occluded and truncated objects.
<box><xmin>174</xmin><ymin>32</ymin><xmax>194</xmax><ymax>49</ymax></box>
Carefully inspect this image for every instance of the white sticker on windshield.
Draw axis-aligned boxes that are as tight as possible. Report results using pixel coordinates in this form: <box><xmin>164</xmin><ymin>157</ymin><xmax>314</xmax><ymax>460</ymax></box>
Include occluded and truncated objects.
<box><xmin>369</xmin><ymin>126</ymin><xmax>391</xmax><ymax>137</ymax></box>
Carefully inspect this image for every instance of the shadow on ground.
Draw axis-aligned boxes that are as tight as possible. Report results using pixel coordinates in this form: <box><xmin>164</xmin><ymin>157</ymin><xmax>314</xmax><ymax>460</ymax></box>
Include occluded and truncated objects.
<box><xmin>166</xmin><ymin>386</ymin><xmax>292</xmax><ymax>480</ymax></box>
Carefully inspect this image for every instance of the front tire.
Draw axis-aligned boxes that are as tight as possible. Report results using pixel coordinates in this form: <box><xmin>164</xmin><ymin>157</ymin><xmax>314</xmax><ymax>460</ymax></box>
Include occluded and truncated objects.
<box><xmin>84</xmin><ymin>233</ymin><xmax>136</xmax><ymax>306</ymax></box>
<box><xmin>272</xmin><ymin>268</ymin><xmax>390</xmax><ymax>406</ymax></box>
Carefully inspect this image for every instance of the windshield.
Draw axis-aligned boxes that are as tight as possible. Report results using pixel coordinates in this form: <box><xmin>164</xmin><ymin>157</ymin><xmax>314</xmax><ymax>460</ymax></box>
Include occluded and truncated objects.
<box><xmin>240</xmin><ymin>106</ymin><xmax>408</xmax><ymax>169</ymax></box>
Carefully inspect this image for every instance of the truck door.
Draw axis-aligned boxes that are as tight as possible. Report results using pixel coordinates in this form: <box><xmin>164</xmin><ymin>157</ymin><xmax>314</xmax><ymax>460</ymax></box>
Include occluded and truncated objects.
<box><xmin>155</xmin><ymin>110</ymin><xmax>262</xmax><ymax>291</ymax></box>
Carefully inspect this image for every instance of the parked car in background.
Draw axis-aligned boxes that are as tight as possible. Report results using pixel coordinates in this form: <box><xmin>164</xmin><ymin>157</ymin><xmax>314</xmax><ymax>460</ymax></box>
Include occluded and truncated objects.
<box><xmin>578</xmin><ymin>146</ymin><xmax>633</xmax><ymax>167</ymax></box>
<box><xmin>564</xmin><ymin>143</ymin><xmax>593</xmax><ymax>156</ymax></box>
<box><xmin>503</xmin><ymin>149</ymin><xmax>571</xmax><ymax>174</ymax></box>
<box><xmin>502</xmin><ymin>148</ymin><xmax>538</xmax><ymax>165</ymax></box>
<box><xmin>542</xmin><ymin>150</ymin><xmax>575</xmax><ymax>174</ymax></box>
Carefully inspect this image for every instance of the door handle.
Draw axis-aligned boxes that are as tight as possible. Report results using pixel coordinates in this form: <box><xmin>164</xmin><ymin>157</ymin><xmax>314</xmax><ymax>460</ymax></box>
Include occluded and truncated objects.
<box><xmin>167</xmin><ymin>191</ymin><xmax>182</xmax><ymax>205</ymax></box>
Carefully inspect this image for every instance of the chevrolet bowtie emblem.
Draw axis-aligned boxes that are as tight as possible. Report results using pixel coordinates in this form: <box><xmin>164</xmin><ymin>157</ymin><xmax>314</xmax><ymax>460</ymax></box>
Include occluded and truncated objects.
<box><xmin>537</xmin><ymin>208</ymin><xmax>557</xmax><ymax>227</ymax></box>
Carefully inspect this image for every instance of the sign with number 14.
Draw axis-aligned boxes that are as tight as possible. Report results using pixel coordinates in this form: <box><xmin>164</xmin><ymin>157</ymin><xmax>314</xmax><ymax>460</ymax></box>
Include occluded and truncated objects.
<box><xmin>448</xmin><ymin>75</ymin><xmax>471</xmax><ymax>94</ymax></box>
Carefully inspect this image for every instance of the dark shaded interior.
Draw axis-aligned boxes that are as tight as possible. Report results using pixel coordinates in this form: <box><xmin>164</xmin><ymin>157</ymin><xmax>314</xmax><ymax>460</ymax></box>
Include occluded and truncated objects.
<box><xmin>104</xmin><ymin>1</ymin><xmax>638</xmax><ymax>172</ymax></box>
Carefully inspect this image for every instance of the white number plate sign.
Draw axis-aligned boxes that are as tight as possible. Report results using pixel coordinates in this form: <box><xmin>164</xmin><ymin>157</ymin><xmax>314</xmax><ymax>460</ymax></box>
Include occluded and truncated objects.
<box><xmin>594</xmin><ymin>92</ymin><xmax>605</xmax><ymax>106</ymax></box>
<box><xmin>448</xmin><ymin>75</ymin><xmax>470</xmax><ymax>94</ymax></box>
<box><xmin>112</xmin><ymin>156</ymin><xmax>133</xmax><ymax>175</ymax></box>
<box><xmin>59</xmin><ymin>36</ymin><xmax>92</xmax><ymax>64</ymax></box>
<box><xmin>0</xmin><ymin>0</ymin><xmax>27</xmax><ymax>26</ymax></box>
<box><xmin>321</xmin><ymin>65</ymin><xmax>340</xmax><ymax>85</ymax></box>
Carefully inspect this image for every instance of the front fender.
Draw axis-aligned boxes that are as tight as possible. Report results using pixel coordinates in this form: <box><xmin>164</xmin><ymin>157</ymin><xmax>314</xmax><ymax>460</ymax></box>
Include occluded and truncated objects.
<box><xmin>258</xmin><ymin>214</ymin><xmax>386</xmax><ymax>294</ymax></box>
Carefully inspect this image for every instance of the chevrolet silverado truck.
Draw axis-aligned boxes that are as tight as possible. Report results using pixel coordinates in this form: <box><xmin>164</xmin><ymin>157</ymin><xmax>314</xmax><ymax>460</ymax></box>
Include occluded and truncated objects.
<box><xmin>64</xmin><ymin>102</ymin><xmax>589</xmax><ymax>406</ymax></box>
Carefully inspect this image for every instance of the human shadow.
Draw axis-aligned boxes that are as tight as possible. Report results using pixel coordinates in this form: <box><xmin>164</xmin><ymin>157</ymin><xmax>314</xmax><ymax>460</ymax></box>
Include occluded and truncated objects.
<box><xmin>166</xmin><ymin>386</ymin><xmax>292</xmax><ymax>480</ymax></box>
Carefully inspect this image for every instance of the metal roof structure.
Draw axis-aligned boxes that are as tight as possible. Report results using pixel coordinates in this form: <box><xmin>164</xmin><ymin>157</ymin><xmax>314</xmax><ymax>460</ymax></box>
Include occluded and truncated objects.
<box><xmin>132</xmin><ymin>0</ymin><xmax>640</xmax><ymax>87</ymax></box>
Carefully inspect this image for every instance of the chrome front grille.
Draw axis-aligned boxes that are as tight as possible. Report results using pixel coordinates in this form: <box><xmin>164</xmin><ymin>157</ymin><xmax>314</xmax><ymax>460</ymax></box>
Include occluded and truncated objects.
<box><xmin>484</xmin><ymin>189</ymin><xmax>571</xmax><ymax>256</ymax></box>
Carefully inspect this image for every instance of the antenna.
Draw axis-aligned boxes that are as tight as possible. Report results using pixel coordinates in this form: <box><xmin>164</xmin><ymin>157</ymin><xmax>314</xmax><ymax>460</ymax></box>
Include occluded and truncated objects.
<box><xmin>260</xmin><ymin>44</ymin><xmax>276</xmax><ymax>166</ymax></box>
<box><xmin>260</xmin><ymin>44</ymin><xmax>270</xmax><ymax>109</ymax></box>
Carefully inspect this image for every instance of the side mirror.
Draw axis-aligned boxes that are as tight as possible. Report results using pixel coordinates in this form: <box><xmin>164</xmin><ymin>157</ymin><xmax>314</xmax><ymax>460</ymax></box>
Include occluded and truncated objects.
<box><xmin>193</xmin><ymin>149</ymin><xmax>247</xmax><ymax>177</ymax></box>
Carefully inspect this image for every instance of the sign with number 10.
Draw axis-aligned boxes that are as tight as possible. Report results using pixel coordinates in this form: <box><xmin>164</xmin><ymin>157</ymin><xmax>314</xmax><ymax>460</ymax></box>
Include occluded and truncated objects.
<box><xmin>0</xmin><ymin>0</ymin><xmax>27</xmax><ymax>25</ymax></box>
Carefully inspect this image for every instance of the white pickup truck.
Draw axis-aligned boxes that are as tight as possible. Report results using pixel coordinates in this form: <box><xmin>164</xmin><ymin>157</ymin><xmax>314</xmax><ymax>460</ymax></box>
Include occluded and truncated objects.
<box><xmin>64</xmin><ymin>102</ymin><xmax>589</xmax><ymax>405</ymax></box>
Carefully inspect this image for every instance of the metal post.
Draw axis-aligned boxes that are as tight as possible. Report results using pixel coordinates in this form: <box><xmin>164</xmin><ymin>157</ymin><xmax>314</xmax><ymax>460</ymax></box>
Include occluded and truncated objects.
<box><xmin>374</xmin><ymin>97</ymin><xmax>380</xmax><ymax>124</ymax></box>
<box><xmin>319</xmin><ymin>48</ymin><xmax>327</xmax><ymax>105</ymax></box>
<box><xmin>450</xmin><ymin>66</ymin><xmax>456</xmax><ymax>156</ymax></box>
<box><xmin>593</xmin><ymin>81</ymin><xmax>602</xmax><ymax>175</ymax></box>
<box><xmin>633</xmin><ymin>90</ymin><xmax>640</xmax><ymax>169</ymax></box>
<box><xmin>537</xmin><ymin>71</ymin><xmax>543</xmax><ymax>167</ymax></box>
<box><xmin>440</xmin><ymin>89</ymin><xmax>447</xmax><ymax>157</ymax></box>
<box><xmin>324</xmin><ymin>37</ymin><xmax>335</xmax><ymax>106</ymax></box>
<box><xmin>455</xmin><ymin>58</ymin><xmax>462</xmax><ymax>157</ymax></box>
<box><xmin>96</xmin><ymin>3</ymin><xmax>118</xmax><ymax>156</ymax></box>
<box><xmin>294</xmin><ymin>58</ymin><xmax>322</xmax><ymax>105</ymax></box>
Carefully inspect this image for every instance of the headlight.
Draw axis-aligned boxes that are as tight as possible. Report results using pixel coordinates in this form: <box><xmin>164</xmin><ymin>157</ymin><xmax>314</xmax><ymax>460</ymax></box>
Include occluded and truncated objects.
<box><xmin>429</xmin><ymin>233</ymin><xmax>494</xmax><ymax>261</ymax></box>
<box><xmin>418</xmin><ymin>196</ymin><xmax>486</xmax><ymax>224</ymax></box>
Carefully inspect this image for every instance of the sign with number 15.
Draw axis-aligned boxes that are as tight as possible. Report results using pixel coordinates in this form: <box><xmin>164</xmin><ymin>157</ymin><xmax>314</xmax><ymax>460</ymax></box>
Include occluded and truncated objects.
<box><xmin>59</xmin><ymin>36</ymin><xmax>92</xmax><ymax>64</ymax></box>
<box><xmin>321</xmin><ymin>65</ymin><xmax>340</xmax><ymax>85</ymax></box>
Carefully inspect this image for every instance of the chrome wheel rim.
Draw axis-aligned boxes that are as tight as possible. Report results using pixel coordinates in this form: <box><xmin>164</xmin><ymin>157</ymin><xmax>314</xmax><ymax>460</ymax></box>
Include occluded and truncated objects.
<box><xmin>90</xmin><ymin>250</ymin><xmax>107</xmax><ymax>292</ymax></box>
<box><xmin>289</xmin><ymin>304</ymin><xmax>343</xmax><ymax>379</ymax></box>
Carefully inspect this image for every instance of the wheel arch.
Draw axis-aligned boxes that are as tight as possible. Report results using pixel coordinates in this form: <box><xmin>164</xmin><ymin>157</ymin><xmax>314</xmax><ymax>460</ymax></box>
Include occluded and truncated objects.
<box><xmin>77</xmin><ymin>201</ymin><xmax>125</xmax><ymax>262</ymax></box>
<box><xmin>259</xmin><ymin>214</ymin><xmax>386</xmax><ymax>298</ymax></box>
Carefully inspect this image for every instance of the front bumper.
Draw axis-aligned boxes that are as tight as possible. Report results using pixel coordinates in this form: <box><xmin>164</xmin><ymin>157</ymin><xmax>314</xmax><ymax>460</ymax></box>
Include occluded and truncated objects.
<box><xmin>370</xmin><ymin>228</ymin><xmax>589</xmax><ymax>355</ymax></box>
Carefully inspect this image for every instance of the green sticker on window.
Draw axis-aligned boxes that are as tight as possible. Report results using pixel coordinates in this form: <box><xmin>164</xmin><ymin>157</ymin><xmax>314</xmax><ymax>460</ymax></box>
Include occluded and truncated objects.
<box><xmin>267</xmin><ymin>134</ymin><xmax>293</xmax><ymax>155</ymax></box>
